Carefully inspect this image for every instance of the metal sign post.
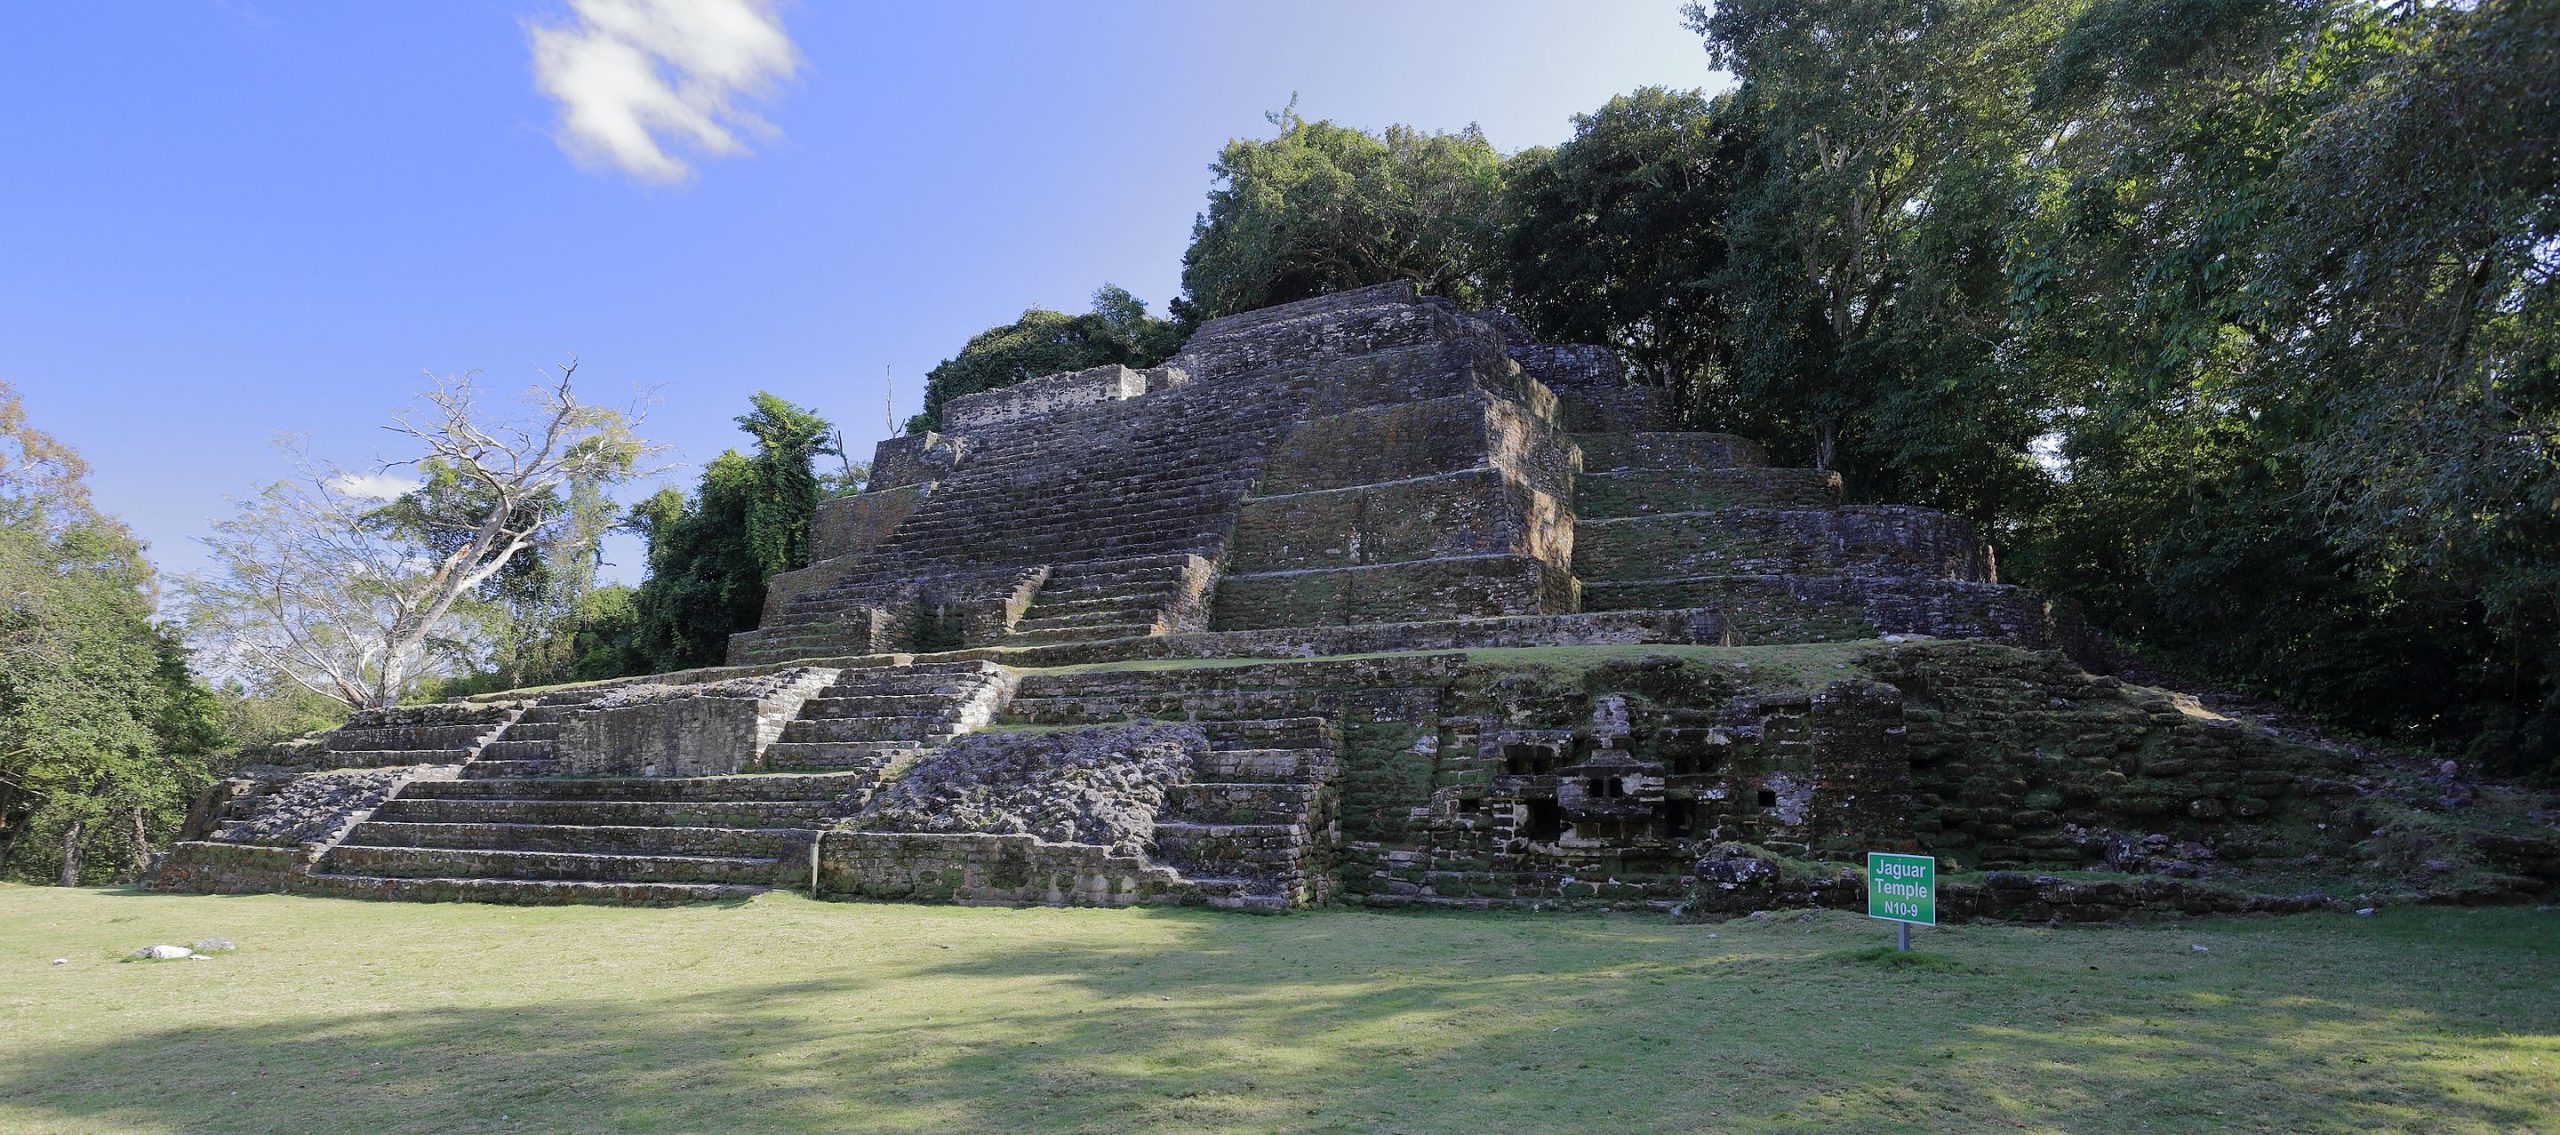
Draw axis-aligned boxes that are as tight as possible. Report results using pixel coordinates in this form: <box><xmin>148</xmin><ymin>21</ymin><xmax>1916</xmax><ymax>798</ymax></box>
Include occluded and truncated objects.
<box><xmin>1866</xmin><ymin>852</ymin><xmax>1936</xmax><ymax>950</ymax></box>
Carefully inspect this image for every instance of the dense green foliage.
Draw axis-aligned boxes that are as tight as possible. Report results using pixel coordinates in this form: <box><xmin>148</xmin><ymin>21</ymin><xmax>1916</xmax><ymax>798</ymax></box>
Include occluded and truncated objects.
<box><xmin>0</xmin><ymin>386</ymin><xmax>223</xmax><ymax>885</ymax></box>
<box><xmin>368</xmin><ymin>457</ymin><xmax>620</xmax><ymax>697</ymax></box>
<box><xmin>1988</xmin><ymin>0</ymin><xmax>2560</xmax><ymax>764</ymax></box>
<box><xmin>1503</xmin><ymin>87</ymin><xmax>1754</xmax><ymax>429</ymax></box>
<box><xmin>906</xmin><ymin>286</ymin><xmax>1180</xmax><ymax>433</ymax></box>
<box><xmin>609</xmin><ymin>393</ymin><xmax>839</xmax><ymax>674</ymax></box>
<box><xmin>1176</xmin><ymin>109</ymin><xmax>1509</xmax><ymax>323</ymax></box>
<box><xmin>1152</xmin><ymin>1</ymin><xmax>2557</xmax><ymax>769</ymax></box>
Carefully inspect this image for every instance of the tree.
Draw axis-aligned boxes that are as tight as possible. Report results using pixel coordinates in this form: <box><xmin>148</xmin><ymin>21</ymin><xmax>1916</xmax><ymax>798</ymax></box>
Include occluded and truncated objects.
<box><xmin>907</xmin><ymin>286</ymin><xmax>1180</xmax><ymax>433</ymax></box>
<box><xmin>178</xmin><ymin>364</ymin><xmax>651</xmax><ymax>709</ymax></box>
<box><xmin>1504</xmin><ymin>87</ymin><xmax>1757</xmax><ymax>429</ymax></box>
<box><xmin>624</xmin><ymin>392</ymin><xmax>840</xmax><ymax>673</ymax></box>
<box><xmin>736</xmin><ymin>392</ymin><xmax>838</xmax><ymax>578</ymax></box>
<box><xmin>1690</xmin><ymin>0</ymin><xmax>2071</xmax><ymax>509</ymax></box>
<box><xmin>1177</xmin><ymin>109</ymin><xmax>1509</xmax><ymax>323</ymax></box>
<box><xmin>0</xmin><ymin>383</ymin><xmax>222</xmax><ymax>884</ymax></box>
<box><xmin>1970</xmin><ymin>0</ymin><xmax>2560</xmax><ymax>768</ymax></box>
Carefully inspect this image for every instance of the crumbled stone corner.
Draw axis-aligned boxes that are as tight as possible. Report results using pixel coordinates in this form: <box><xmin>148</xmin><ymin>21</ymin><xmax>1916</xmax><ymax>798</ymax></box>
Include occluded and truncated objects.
<box><xmin>855</xmin><ymin>723</ymin><xmax>1207</xmax><ymax>855</ymax></box>
<box><xmin>207</xmin><ymin>765</ymin><xmax>452</xmax><ymax>848</ymax></box>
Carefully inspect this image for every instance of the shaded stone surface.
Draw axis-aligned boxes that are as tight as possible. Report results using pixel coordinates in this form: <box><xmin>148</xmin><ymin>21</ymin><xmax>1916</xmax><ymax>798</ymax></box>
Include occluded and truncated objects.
<box><xmin>857</xmin><ymin>724</ymin><xmax>1206</xmax><ymax>856</ymax></box>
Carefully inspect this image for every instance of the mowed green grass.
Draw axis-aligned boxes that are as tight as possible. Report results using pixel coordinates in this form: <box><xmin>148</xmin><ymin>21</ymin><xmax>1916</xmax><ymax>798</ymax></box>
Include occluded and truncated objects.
<box><xmin>1</xmin><ymin>885</ymin><xmax>2553</xmax><ymax>1134</ymax></box>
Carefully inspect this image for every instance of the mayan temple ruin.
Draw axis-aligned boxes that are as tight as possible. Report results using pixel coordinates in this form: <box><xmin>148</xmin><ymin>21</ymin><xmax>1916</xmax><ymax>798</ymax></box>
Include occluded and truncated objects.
<box><xmin>152</xmin><ymin>282</ymin><xmax>2375</xmax><ymax>914</ymax></box>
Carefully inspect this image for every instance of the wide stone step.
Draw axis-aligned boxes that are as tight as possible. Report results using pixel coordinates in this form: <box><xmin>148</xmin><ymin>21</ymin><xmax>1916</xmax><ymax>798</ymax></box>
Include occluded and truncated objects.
<box><xmin>780</xmin><ymin>716</ymin><xmax>957</xmax><ymax>743</ymax></box>
<box><xmin>372</xmin><ymin>798</ymin><xmax>834</xmax><ymax>828</ymax></box>
<box><xmin>477</xmin><ymin>740</ymin><xmax>557</xmax><ymax>761</ymax></box>
<box><xmin>1006</xmin><ymin>689</ymin><xmax>1332</xmax><ymax>724</ymax></box>
<box><xmin>1014</xmin><ymin>605</ymin><xmax>1166</xmax><ymax>631</ymax></box>
<box><xmin>320</xmin><ymin>844</ymin><xmax>783</xmax><ymax>885</ymax></box>
<box><xmin>815</xmin><ymin>675</ymin><xmax>1003</xmax><ymax>698</ymax></box>
<box><xmin>799</xmin><ymin>693</ymin><xmax>962</xmax><ymax>717</ymax></box>
<box><xmin>1039</xmin><ymin>554</ymin><xmax>1210</xmax><ymax>583</ymax></box>
<box><xmin>1166</xmin><ymin>782</ymin><xmax>1319</xmax><ymax>825</ymax></box>
<box><xmin>327</xmin><ymin>723</ymin><xmax>508</xmax><ymax>751</ymax></box>
<box><xmin>340</xmin><ymin>821</ymin><xmax>800</xmax><ymax>858</ymax></box>
<box><xmin>498</xmin><ymin>721</ymin><xmax>566</xmax><ymax>739</ymax></box>
<box><xmin>1573</xmin><ymin>432</ymin><xmax>1769</xmax><ymax>472</ymax></box>
<box><xmin>1019</xmin><ymin>591</ymin><xmax>1179</xmax><ymax>619</ymax></box>
<box><xmin>1575</xmin><ymin>467</ymin><xmax>1842</xmax><ymax>518</ymax></box>
<box><xmin>759</xmin><ymin>740</ymin><xmax>920</xmax><ymax>772</ymax></box>
<box><xmin>298</xmin><ymin>873</ymin><xmax>762</xmax><ymax>907</ymax></box>
<box><xmin>1196</xmin><ymin>748</ymin><xmax>1327</xmax><ymax>782</ymax></box>
<box><xmin>1573</xmin><ymin>506</ymin><xmax>1992</xmax><ymax>584</ymax></box>
<box><xmin>1153</xmin><ymin>822</ymin><xmax>1311</xmax><ymax>875</ymax></box>
<box><xmin>1198</xmin><ymin>717</ymin><xmax>1337</xmax><ymax>752</ymax></box>
<box><xmin>877</xmin><ymin>502</ymin><xmax>1227</xmax><ymax>541</ymax></box>
<box><xmin>405</xmin><ymin>773</ymin><xmax>869</xmax><ymax>802</ymax></box>
<box><xmin>919</xmin><ymin>460</ymin><xmax>1252</xmax><ymax>491</ymax></box>
<box><xmin>887</xmin><ymin>496</ymin><xmax>1237</xmax><ymax>537</ymax></box>
<box><xmin>461</xmin><ymin>759</ymin><xmax>559</xmax><ymax>780</ymax></box>
<box><xmin>1007</xmin><ymin>623</ymin><xmax>1156</xmax><ymax>645</ymax></box>
<box><xmin>916</xmin><ymin>466</ymin><xmax>1246</xmax><ymax>501</ymax></box>
<box><xmin>309</xmin><ymin>750</ymin><xmax>470</xmax><ymax>769</ymax></box>
<box><xmin>883</xmin><ymin>521</ymin><xmax>1218</xmax><ymax>556</ymax></box>
<box><xmin>875</xmin><ymin>529</ymin><xmax>1221</xmax><ymax>567</ymax></box>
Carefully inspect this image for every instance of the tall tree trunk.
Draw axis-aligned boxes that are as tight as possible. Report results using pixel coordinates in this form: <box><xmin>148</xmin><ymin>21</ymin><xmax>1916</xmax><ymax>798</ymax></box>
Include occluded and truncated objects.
<box><xmin>57</xmin><ymin>818</ymin><xmax>83</xmax><ymax>887</ymax></box>
<box><xmin>0</xmin><ymin>817</ymin><xmax>24</xmax><ymax>881</ymax></box>
<box><xmin>128</xmin><ymin>807</ymin><xmax>150</xmax><ymax>880</ymax></box>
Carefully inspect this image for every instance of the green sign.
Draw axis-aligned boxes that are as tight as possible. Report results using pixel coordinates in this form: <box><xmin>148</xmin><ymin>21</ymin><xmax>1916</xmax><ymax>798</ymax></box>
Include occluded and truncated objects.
<box><xmin>1867</xmin><ymin>852</ymin><xmax>1936</xmax><ymax>926</ymax></box>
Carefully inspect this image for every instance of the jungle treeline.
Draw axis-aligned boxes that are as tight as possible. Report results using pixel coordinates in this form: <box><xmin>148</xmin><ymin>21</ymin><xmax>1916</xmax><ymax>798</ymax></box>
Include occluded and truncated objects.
<box><xmin>917</xmin><ymin>0</ymin><xmax>2560</xmax><ymax>771</ymax></box>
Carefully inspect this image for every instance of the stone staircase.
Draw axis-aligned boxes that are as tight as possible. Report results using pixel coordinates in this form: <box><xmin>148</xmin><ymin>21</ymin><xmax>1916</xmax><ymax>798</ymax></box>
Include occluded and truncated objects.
<box><xmin>456</xmin><ymin>693</ymin><xmax>610</xmax><ymax>779</ymax></box>
<box><xmin>1565</xmin><ymin>430</ymin><xmax>2098</xmax><ymax>652</ymax></box>
<box><xmin>733</xmin><ymin>365</ymin><xmax>1314</xmax><ymax>662</ymax></box>
<box><xmin>760</xmin><ymin>660</ymin><xmax>1013</xmax><ymax>773</ymax></box>
<box><xmin>1152</xmin><ymin>716</ymin><xmax>1341</xmax><ymax>911</ymax></box>
<box><xmin>318</xmin><ymin>703</ymin><xmax>519</xmax><ymax>769</ymax></box>
<box><xmin>1006</xmin><ymin>554</ymin><xmax>1204</xmax><ymax>645</ymax></box>
<box><xmin>301</xmin><ymin>773</ymin><xmax>869</xmax><ymax>905</ymax></box>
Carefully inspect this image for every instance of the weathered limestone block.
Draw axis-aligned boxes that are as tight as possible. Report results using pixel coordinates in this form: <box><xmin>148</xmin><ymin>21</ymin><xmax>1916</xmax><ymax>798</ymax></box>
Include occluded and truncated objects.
<box><xmin>806</xmin><ymin>483</ymin><xmax>930</xmax><ymax>564</ymax></box>
<box><xmin>944</xmin><ymin>364</ymin><xmax>1148</xmax><ymax>430</ymax></box>
<box><xmin>556</xmin><ymin>668</ymin><xmax>838</xmax><ymax>776</ymax></box>
<box><xmin>1211</xmin><ymin>555</ymin><xmax>1573</xmax><ymax>631</ymax></box>
<box><xmin>148</xmin><ymin>842</ymin><xmax>308</xmax><ymax>895</ymax></box>
<box><xmin>1231</xmin><ymin>468</ymin><xmax>1566</xmax><ymax>573</ymax></box>
<box><xmin>858</xmin><ymin>724</ymin><xmax>1207</xmax><ymax>853</ymax></box>
<box><xmin>1259</xmin><ymin>394</ymin><xmax>1570</xmax><ymax>497</ymax></box>
<box><xmin>1165</xmin><ymin>281</ymin><xmax>1454</xmax><ymax>380</ymax></box>
<box><xmin>1508</xmin><ymin>343</ymin><xmax>1668</xmax><ymax>432</ymax></box>
<box><xmin>1576</xmin><ymin>467</ymin><xmax>1843</xmax><ymax>517</ymax></box>
<box><xmin>1575</xmin><ymin>506</ymin><xmax>1994</xmax><ymax>583</ymax></box>
<box><xmin>817</xmin><ymin>831</ymin><xmax>1195</xmax><ymax>907</ymax></box>
<box><xmin>1575</xmin><ymin>431</ymin><xmax>1768</xmax><ymax>472</ymax></box>
<box><xmin>1580</xmin><ymin>575</ymin><xmax>2101</xmax><ymax>662</ymax></box>
<box><xmin>868</xmin><ymin>431</ymin><xmax>963</xmax><ymax>490</ymax></box>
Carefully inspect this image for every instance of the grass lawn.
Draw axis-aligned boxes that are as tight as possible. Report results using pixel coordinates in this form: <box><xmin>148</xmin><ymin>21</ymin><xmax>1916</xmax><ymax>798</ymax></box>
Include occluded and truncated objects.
<box><xmin>1</xmin><ymin>885</ymin><xmax>2553</xmax><ymax>1134</ymax></box>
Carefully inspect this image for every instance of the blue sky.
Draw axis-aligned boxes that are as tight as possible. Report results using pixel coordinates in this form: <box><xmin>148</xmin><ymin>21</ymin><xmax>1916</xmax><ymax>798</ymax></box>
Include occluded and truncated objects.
<box><xmin>0</xmin><ymin>1</ymin><xmax>1727</xmax><ymax>584</ymax></box>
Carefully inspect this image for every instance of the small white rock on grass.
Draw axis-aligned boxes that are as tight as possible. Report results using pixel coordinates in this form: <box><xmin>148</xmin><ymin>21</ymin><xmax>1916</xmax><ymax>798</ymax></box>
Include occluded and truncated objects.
<box><xmin>131</xmin><ymin>945</ymin><xmax>193</xmax><ymax>960</ymax></box>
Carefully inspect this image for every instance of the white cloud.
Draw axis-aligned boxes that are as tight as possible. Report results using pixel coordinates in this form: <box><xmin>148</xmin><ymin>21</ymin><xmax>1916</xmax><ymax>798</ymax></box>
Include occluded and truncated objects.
<box><xmin>330</xmin><ymin>472</ymin><xmax>423</xmax><ymax>501</ymax></box>
<box><xmin>527</xmin><ymin>0</ymin><xmax>800</xmax><ymax>182</ymax></box>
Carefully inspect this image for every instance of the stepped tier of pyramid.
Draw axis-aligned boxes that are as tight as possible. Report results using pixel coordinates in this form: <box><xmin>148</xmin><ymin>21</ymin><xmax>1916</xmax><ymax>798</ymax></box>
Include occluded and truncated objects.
<box><xmin>157</xmin><ymin>283</ymin><xmax>2374</xmax><ymax>914</ymax></box>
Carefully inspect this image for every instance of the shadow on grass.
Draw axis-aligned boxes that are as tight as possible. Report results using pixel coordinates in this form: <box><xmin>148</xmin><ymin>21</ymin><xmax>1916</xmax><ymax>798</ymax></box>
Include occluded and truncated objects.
<box><xmin>1</xmin><ymin>903</ymin><xmax>2553</xmax><ymax>1134</ymax></box>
